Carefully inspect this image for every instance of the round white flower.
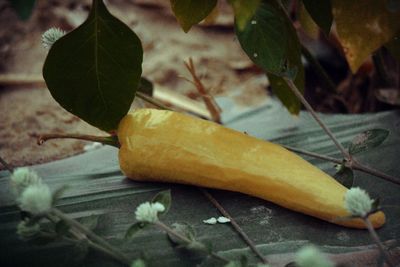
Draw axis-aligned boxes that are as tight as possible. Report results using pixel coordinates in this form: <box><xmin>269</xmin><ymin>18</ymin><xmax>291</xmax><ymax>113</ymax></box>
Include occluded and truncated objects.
<box><xmin>10</xmin><ymin>167</ymin><xmax>42</xmax><ymax>197</ymax></box>
<box><xmin>17</xmin><ymin>220</ymin><xmax>40</xmax><ymax>240</ymax></box>
<box><xmin>19</xmin><ymin>184</ymin><xmax>52</xmax><ymax>215</ymax></box>
<box><xmin>42</xmin><ymin>27</ymin><xmax>65</xmax><ymax>49</ymax></box>
<box><xmin>135</xmin><ymin>202</ymin><xmax>165</xmax><ymax>223</ymax></box>
<box><xmin>296</xmin><ymin>245</ymin><xmax>334</xmax><ymax>267</ymax></box>
<box><xmin>344</xmin><ymin>187</ymin><xmax>373</xmax><ymax>217</ymax></box>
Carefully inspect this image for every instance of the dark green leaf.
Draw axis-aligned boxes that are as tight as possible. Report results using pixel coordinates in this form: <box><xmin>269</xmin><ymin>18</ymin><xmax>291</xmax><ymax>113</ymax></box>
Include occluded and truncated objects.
<box><xmin>125</xmin><ymin>222</ymin><xmax>150</xmax><ymax>239</ymax></box>
<box><xmin>70</xmin><ymin>240</ymin><xmax>89</xmax><ymax>264</ymax></box>
<box><xmin>285</xmin><ymin>262</ymin><xmax>297</xmax><ymax>267</ymax></box>
<box><xmin>236</xmin><ymin>0</ymin><xmax>304</xmax><ymax>114</ymax></box>
<box><xmin>43</xmin><ymin>0</ymin><xmax>143</xmax><ymax>132</ymax></box>
<box><xmin>138</xmin><ymin>77</ymin><xmax>154</xmax><ymax>96</ymax></box>
<box><xmin>55</xmin><ymin>220</ymin><xmax>70</xmax><ymax>236</ymax></box>
<box><xmin>334</xmin><ymin>164</ymin><xmax>354</xmax><ymax>188</ymax></box>
<box><xmin>78</xmin><ymin>214</ymin><xmax>99</xmax><ymax>230</ymax></box>
<box><xmin>131</xmin><ymin>259</ymin><xmax>146</xmax><ymax>267</ymax></box>
<box><xmin>186</xmin><ymin>241</ymin><xmax>208</xmax><ymax>253</ymax></box>
<box><xmin>170</xmin><ymin>0</ymin><xmax>217</xmax><ymax>32</ymax></box>
<box><xmin>348</xmin><ymin>129</ymin><xmax>389</xmax><ymax>155</ymax></box>
<box><xmin>10</xmin><ymin>0</ymin><xmax>36</xmax><ymax>20</ymax></box>
<box><xmin>223</xmin><ymin>255</ymin><xmax>248</xmax><ymax>267</ymax></box>
<box><xmin>385</xmin><ymin>34</ymin><xmax>400</xmax><ymax>63</ymax></box>
<box><xmin>302</xmin><ymin>0</ymin><xmax>332</xmax><ymax>35</ymax></box>
<box><xmin>168</xmin><ymin>222</ymin><xmax>196</xmax><ymax>246</ymax></box>
<box><xmin>51</xmin><ymin>185</ymin><xmax>69</xmax><ymax>205</ymax></box>
<box><xmin>228</xmin><ymin>0</ymin><xmax>261</xmax><ymax>31</ymax></box>
<box><xmin>152</xmin><ymin>189</ymin><xmax>171</xmax><ymax>215</ymax></box>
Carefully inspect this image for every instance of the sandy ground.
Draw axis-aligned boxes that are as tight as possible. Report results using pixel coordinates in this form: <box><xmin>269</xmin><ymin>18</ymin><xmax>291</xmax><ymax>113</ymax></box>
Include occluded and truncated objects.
<box><xmin>0</xmin><ymin>0</ymin><xmax>268</xmax><ymax>169</ymax></box>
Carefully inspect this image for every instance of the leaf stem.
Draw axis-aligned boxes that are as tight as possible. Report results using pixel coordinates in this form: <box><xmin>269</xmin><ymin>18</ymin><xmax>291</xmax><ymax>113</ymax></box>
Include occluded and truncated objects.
<box><xmin>301</xmin><ymin>45</ymin><xmax>337</xmax><ymax>93</ymax></box>
<box><xmin>363</xmin><ymin>217</ymin><xmax>396</xmax><ymax>267</ymax></box>
<box><xmin>37</xmin><ymin>133</ymin><xmax>120</xmax><ymax>148</ymax></box>
<box><xmin>282</xmin><ymin>145</ymin><xmax>343</xmax><ymax>164</ymax></box>
<box><xmin>155</xmin><ymin>220</ymin><xmax>229</xmax><ymax>263</ymax></box>
<box><xmin>51</xmin><ymin>208</ymin><xmax>130</xmax><ymax>265</ymax></box>
<box><xmin>0</xmin><ymin>155</ymin><xmax>13</xmax><ymax>173</ymax></box>
<box><xmin>136</xmin><ymin>91</ymin><xmax>174</xmax><ymax>111</ymax></box>
<box><xmin>283</xmin><ymin>77</ymin><xmax>350</xmax><ymax>160</ymax></box>
<box><xmin>199</xmin><ymin>188</ymin><xmax>269</xmax><ymax>264</ymax></box>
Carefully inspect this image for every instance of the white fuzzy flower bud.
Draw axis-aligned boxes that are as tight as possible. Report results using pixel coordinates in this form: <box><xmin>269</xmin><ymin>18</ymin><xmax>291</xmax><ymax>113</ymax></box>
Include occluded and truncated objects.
<box><xmin>19</xmin><ymin>184</ymin><xmax>52</xmax><ymax>215</ymax></box>
<box><xmin>135</xmin><ymin>202</ymin><xmax>165</xmax><ymax>223</ymax></box>
<box><xmin>17</xmin><ymin>220</ymin><xmax>40</xmax><ymax>240</ymax></box>
<box><xmin>42</xmin><ymin>27</ymin><xmax>65</xmax><ymax>49</ymax></box>
<box><xmin>203</xmin><ymin>217</ymin><xmax>217</xmax><ymax>225</ymax></box>
<box><xmin>10</xmin><ymin>167</ymin><xmax>42</xmax><ymax>197</ymax></box>
<box><xmin>296</xmin><ymin>245</ymin><xmax>334</xmax><ymax>267</ymax></box>
<box><xmin>344</xmin><ymin>187</ymin><xmax>373</xmax><ymax>217</ymax></box>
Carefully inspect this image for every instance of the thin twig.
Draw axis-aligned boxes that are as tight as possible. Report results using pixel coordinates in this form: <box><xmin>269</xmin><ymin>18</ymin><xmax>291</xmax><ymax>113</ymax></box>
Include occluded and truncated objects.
<box><xmin>0</xmin><ymin>155</ymin><xmax>14</xmax><ymax>173</ymax></box>
<box><xmin>199</xmin><ymin>188</ymin><xmax>269</xmax><ymax>264</ymax></box>
<box><xmin>51</xmin><ymin>208</ymin><xmax>131</xmax><ymax>265</ymax></box>
<box><xmin>184</xmin><ymin>58</ymin><xmax>222</xmax><ymax>123</ymax></box>
<box><xmin>283</xmin><ymin>145</ymin><xmax>400</xmax><ymax>186</ymax></box>
<box><xmin>363</xmin><ymin>217</ymin><xmax>396</xmax><ymax>267</ymax></box>
<box><xmin>301</xmin><ymin>45</ymin><xmax>337</xmax><ymax>93</ymax></box>
<box><xmin>136</xmin><ymin>91</ymin><xmax>174</xmax><ymax>111</ymax></box>
<box><xmin>37</xmin><ymin>133</ymin><xmax>120</xmax><ymax>148</ymax></box>
<box><xmin>283</xmin><ymin>77</ymin><xmax>350</xmax><ymax>160</ymax></box>
<box><xmin>155</xmin><ymin>221</ymin><xmax>229</xmax><ymax>263</ymax></box>
<box><xmin>282</xmin><ymin>145</ymin><xmax>343</xmax><ymax>164</ymax></box>
<box><xmin>351</xmin><ymin>160</ymin><xmax>400</xmax><ymax>186</ymax></box>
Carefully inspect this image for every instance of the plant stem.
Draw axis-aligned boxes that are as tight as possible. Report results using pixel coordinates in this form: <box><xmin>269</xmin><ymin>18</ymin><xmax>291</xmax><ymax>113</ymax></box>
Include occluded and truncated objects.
<box><xmin>200</xmin><ymin>188</ymin><xmax>269</xmax><ymax>264</ymax></box>
<box><xmin>283</xmin><ymin>145</ymin><xmax>343</xmax><ymax>164</ymax></box>
<box><xmin>363</xmin><ymin>217</ymin><xmax>396</xmax><ymax>267</ymax></box>
<box><xmin>0</xmin><ymin>155</ymin><xmax>13</xmax><ymax>173</ymax></box>
<box><xmin>301</xmin><ymin>45</ymin><xmax>337</xmax><ymax>93</ymax></box>
<box><xmin>155</xmin><ymin>220</ymin><xmax>229</xmax><ymax>263</ymax></box>
<box><xmin>51</xmin><ymin>208</ymin><xmax>131</xmax><ymax>265</ymax></box>
<box><xmin>37</xmin><ymin>133</ymin><xmax>120</xmax><ymax>148</ymax></box>
<box><xmin>283</xmin><ymin>145</ymin><xmax>400</xmax><ymax>186</ymax></box>
<box><xmin>351</xmin><ymin>160</ymin><xmax>400</xmax><ymax>186</ymax></box>
<box><xmin>283</xmin><ymin>77</ymin><xmax>350</xmax><ymax>160</ymax></box>
<box><xmin>184</xmin><ymin>58</ymin><xmax>222</xmax><ymax>124</ymax></box>
<box><xmin>136</xmin><ymin>91</ymin><xmax>173</xmax><ymax>111</ymax></box>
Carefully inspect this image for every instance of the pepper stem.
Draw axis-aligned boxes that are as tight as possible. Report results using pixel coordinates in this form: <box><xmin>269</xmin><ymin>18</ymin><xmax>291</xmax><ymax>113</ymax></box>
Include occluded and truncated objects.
<box><xmin>37</xmin><ymin>133</ymin><xmax>120</xmax><ymax>148</ymax></box>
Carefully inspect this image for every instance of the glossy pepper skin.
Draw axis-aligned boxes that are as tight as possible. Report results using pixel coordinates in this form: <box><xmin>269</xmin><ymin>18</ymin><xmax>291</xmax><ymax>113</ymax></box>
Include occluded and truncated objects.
<box><xmin>118</xmin><ymin>109</ymin><xmax>385</xmax><ymax>229</ymax></box>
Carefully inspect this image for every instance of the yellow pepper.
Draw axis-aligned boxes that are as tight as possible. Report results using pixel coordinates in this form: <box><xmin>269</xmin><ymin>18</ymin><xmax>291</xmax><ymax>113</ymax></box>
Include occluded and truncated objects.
<box><xmin>118</xmin><ymin>108</ymin><xmax>385</xmax><ymax>229</ymax></box>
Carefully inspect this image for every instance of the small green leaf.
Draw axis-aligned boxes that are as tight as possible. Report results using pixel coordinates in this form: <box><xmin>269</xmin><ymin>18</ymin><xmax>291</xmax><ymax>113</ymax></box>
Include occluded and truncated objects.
<box><xmin>125</xmin><ymin>222</ymin><xmax>150</xmax><ymax>239</ymax></box>
<box><xmin>43</xmin><ymin>0</ymin><xmax>143</xmax><ymax>132</ymax></box>
<box><xmin>168</xmin><ymin>222</ymin><xmax>196</xmax><ymax>246</ymax></box>
<box><xmin>51</xmin><ymin>185</ymin><xmax>69</xmax><ymax>205</ymax></box>
<box><xmin>170</xmin><ymin>0</ymin><xmax>217</xmax><ymax>32</ymax></box>
<box><xmin>131</xmin><ymin>259</ymin><xmax>146</xmax><ymax>267</ymax></box>
<box><xmin>348</xmin><ymin>129</ymin><xmax>389</xmax><ymax>155</ymax></box>
<box><xmin>55</xmin><ymin>220</ymin><xmax>70</xmax><ymax>236</ymax></box>
<box><xmin>302</xmin><ymin>0</ymin><xmax>333</xmax><ymax>35</ymax></box>
<box><xmin>236</xmin><ymin>0</ymin><xmax>304</xmax><ymax>114</ymax></box>
<box><xmin>10</xmin><ymin>0</ymin><xmax>36</xmax><ymax>20</ymax></box>
<box><xmin>138</xmin><ymin>77</ymin><xmax>154</xmax><ymax>96</ymax></box>
<box><xmin>78</xmin><ymin>214</ymin><xmax>99</xmax><ymax>230</ymax></box>
<box><xmin>152</xmin><ymin>189</ymin><xmax>171</xmax><ymax>215</ymax></box>
<box><xmin>224</xmin><ymin>255</ymin><xmax>248</xmax><ymax>267</ymax></box>
<box><xmin>228</xmin><ymin>0</ymin><xmax>261</xmax><ymax>31</ymax></box>
<box><xmin>334</xmin><ymin>164</ymin><xmax>354</xmax><ymax>188</ymax></box>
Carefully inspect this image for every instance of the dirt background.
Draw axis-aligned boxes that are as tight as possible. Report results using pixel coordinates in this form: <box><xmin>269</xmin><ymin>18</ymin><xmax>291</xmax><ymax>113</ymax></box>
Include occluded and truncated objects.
<box><xmin>0</xmin><ymin>0</ymin><xmax>269</xmax><ymax>169</ymax></box>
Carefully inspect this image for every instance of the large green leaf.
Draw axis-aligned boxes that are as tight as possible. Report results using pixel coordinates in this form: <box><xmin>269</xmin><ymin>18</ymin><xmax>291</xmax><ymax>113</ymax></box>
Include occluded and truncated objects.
<box><xmin>302</xmin><ymin>0</ymin><xmax>333</xmax><ymax>35</ymax></box>
<box><xmin>9</xmin><ymin>0</ymin><xmax>36</xmax><ymax>20</ymax></box>
<box><xmin>235</xmin><ymin>1</ymin><xmax>304</xmax><ymax>114</ymax></box>
<box><xmin>228</xmin><ymin>0</ymin><xmax>261</xmax><ymax>31</ymax></box>
<box><xmin>43</xmin><ymin>0</ymin><xmax>143</xmax><ymax>132</ymax></box>
<box><xmin>170</xmin><ymin>0</ymin><xmax>217</xmax><ymax>32</ymax></box>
